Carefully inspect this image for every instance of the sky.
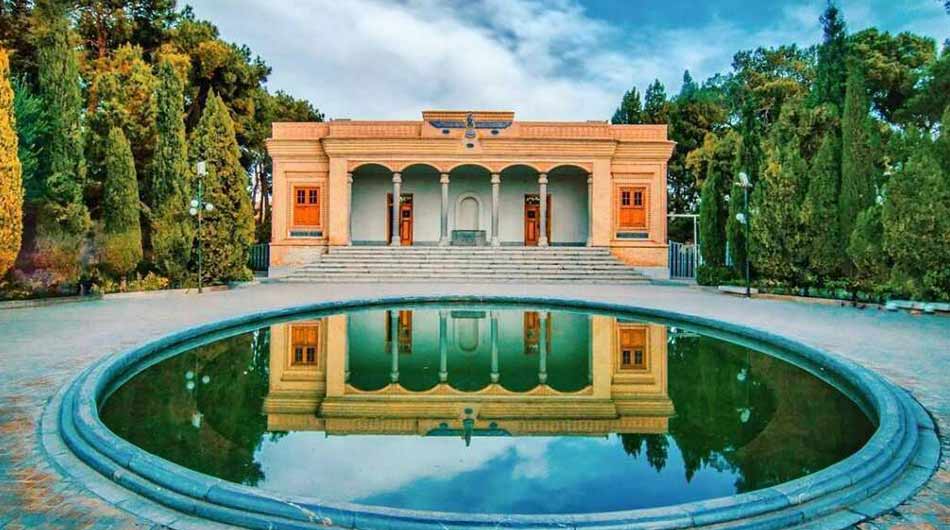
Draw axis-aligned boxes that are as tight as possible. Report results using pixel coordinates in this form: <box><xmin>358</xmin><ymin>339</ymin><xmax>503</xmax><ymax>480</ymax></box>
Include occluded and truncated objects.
<box><xmin>188</xmin><ymin>0</ymin><xmax>949</xmax><ymax>121</ymax></box>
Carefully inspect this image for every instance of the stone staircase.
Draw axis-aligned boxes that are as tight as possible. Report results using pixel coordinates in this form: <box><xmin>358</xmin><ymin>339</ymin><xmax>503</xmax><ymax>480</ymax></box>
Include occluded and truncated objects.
<box><xmin>280</xmin><ymin>246</ymin><xmax>650</xmax><ymax>283</ymax></box>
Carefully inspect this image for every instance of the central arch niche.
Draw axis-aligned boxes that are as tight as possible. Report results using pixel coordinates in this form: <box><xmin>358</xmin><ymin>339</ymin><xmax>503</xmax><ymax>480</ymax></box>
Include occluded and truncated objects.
<box><xmin>456</xmin><ymin>195</ymin><xmax>481</xmax><ymax>231</ymax></box>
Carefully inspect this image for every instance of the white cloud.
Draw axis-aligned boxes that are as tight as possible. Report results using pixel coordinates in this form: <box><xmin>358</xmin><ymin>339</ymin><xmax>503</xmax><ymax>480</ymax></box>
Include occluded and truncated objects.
<box><xmin>188</xmin><ymin>0</ymin><xmax>948</xmax><ymax>121</ymax></box>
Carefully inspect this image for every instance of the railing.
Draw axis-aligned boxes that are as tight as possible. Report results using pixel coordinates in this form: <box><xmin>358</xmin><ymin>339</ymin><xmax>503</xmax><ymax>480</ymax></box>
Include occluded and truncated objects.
<box><xmin>248</xmin><ymin>243</ymin><xmax>270</xmax><ymax>272</ymax></box>
<box><xmin>669</xmin><ymin>240</ymin><xmax>699</xmax><ymax>279</ymax></box>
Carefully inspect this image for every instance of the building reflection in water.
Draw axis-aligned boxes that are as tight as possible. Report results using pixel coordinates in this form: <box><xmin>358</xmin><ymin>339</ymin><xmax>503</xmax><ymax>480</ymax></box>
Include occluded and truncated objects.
<box><xmin>263</xmin><ymin>309</ymin><xmax>673</xmax><ymax>443</ymax></box>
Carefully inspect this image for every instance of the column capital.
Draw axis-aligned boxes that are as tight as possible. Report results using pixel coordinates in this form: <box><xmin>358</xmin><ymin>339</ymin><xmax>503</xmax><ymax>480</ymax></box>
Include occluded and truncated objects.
<box><xmin>346</xmin><ymin>172</ymin><xmax>354</xmax><ymax>183</ymax></box>
<box><xmin>490</xmin><ymin>173</ymin><xmax>501</xmax><ymax>184</ymax></box>
<box><xmin>538</xmin><ymin>173</ymin><xmax>549</xmax><ymax>184</ymax></box>
<box><xmin>392</xmin><ymin>172</ymin><xmax>402</xmax><ymax>183</ymax></box>
<box><xmin>587</xmin><ymin>174</ymin><xmax>593</xmax><ymax>184</ymax></box>
<box><xmin>440</xmin><ymin>173</ymin><xmax>450</xmax><ymax>184</ymax></box>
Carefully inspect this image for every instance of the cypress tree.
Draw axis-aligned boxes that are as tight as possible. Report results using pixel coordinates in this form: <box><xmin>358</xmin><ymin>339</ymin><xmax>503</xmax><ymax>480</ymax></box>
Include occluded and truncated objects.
<box><xmin>33</xmin><ymin>0</ymin><xmax>90</xmax><ymax>283</ymax></box>
<box><xmin>812</xmin><ymin>3</ymin><xmax>848</xmax><ymax>111</ymax></box>
<box><xmin>150</xmin><ymin>61</ymin><xmax>193</xmax><ymax>284</ymax></box>
<box><xmin>750</xmin><ymin>103</ymin><xmax>809</xmax><ymax>285</ymax></box>
<box><xmin>847</xmin><ymin>204</ymin><xmax>888</xmax><ymax>292</ymax></box>
<box><xmin>839</xmin><ymin>64</ymin><xmax>876</xmax><ymax>251</ymax></box>
<box><xmin>35</xmin><ymin>0</ymin><xmax>87</xmax><ymax>229</ymax></box>
<box><xmin>611</xmin><ymin>87</ymin><xmax>644</xmax><ymax>124</ymax></box>
<box><xmin>801</xmin><ymin>132</ymin><xmax>843</xmax><ymax>283</ymax></box>
<box><xmin>881</xmin><ymin>139</ymin><xmax>950</xmax><ymax>299</ymax></box>
<box><xmin>189</xmin><ymin>91</ymin><xmax>255</xmax><ymax>283</ymax></box>
<box><xmin>698</xmin><ymin>169</ymin><xmax>726</xmax><ymax>266</ymax></box>
<box><xmin>0</xmin><ymin>48</ymin><xmax>22</xmax><ymax>277</ymax></box>
<box><xmin>643</xmin><ymin>79</ymin><xmax>669</xmax><ymax>124</ymax></box>
<box><xmin>99</xmin><ymin>127</ymin><xmax>142</xmax><ymax>277</ymax></box>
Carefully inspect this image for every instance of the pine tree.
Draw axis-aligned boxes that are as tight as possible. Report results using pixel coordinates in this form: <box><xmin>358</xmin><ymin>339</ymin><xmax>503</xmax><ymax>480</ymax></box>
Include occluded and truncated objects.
<box><xmin>99</xmin><ymin>127</ymin><xmax>142</xmax><ymax>277</ymax></box>
<box><xmin>611</xmin><ymin>87</ymin><xmax>643</xmax><ymax>124</ymax></box>
<box><xmin>643</xmin><ymin>79</ymin><xmax>669</xmax><ymax>124</ymax></box>
<box><xmin>150</xmin><ymin>61</ymin><xmax>193</xmax><ymax>284</ymax></box>
<box><xmin>801</xmin><ymin>132</ymin><xmax>843</xmax><ymax>283</ymax></box>
<box><xmin>812</xmin><ymin>3</ymin><xmax>848</xmax><ymax>111</ymax></box>
<box><xmin>12</xmin><ymin>77</ymin><xmax>47</xmax><ymax>204</ymax></box>
<box><xmin>189</xmin><ymin>91</ymin><xmax>255</xmax><ymax>283</ymax></box>
<box><xmin>0</xmin><ymin>48</ymin><xmax>23</xmax><ymax>277</ymax></box>
<box><xmin>680</xmin><ymin>70</ymin><xmax>698</xmax><ymax>99</ymax></box>
<box><xmin>33</xmin><ymin>0</ymin><xmax>91</xmax><ymax>283</ymax></box>
<box><xmin>839</xmin><ymin>64</ymin><xmax>876</xmax><ymax>253</ymax></box>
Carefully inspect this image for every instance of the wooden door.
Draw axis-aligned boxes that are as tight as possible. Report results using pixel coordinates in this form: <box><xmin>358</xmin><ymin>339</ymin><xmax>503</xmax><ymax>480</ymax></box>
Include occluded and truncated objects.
<box><xmin>290</xmin><ymin>325</ymin><xmax>320</xmax><ymax>367</ymax></box>
<box><xmin>387</xmin><ymin>193</ymin><xmax>413</xmax><ymax>245</ymax></box>
<box><xmin>618</xmin><ymin>326</ymin><xmax>646</xmax><ymax>370</ymax></box>
<box><xmin>293</xmin><ymin>187</ymin><xmax>320</xmax><ymax>227</ymax></box>
<box><xmin>618</xmin><ymin>186</ymin><xmax>647</xmax><ymax>229</ymax></box>
<box><xmin>524</xmin><ymin>194</ymin><xmax>551</xmax><ymax>246</ymax></box>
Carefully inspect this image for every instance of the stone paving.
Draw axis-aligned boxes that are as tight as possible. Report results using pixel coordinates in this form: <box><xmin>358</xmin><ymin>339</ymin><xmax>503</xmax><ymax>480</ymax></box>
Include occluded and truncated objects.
<box><xmin>0</xmin><ymin>282</ymin><xmax>946</xmax><ymax>529</ymax></box>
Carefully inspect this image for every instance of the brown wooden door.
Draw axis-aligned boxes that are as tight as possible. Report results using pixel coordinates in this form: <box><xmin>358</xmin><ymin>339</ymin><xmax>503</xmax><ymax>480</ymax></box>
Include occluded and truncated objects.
<box><xmin>293</xmin><ymin>187</ymin><xmax>320</xmax><ymax>227</ymax></box>
<box><xmin>387</xmin><ymin>193</ymin><xmax>413</xmax><ymax>245</ymax></box>
<box><xmin>618</xmin><ymin>186</ymin><xmax>647</xmax><ymax>229</ymax></box>
<box><xmin>524</xmin><ymin>194</ymin><xmax>551</xmax><ymax>246</ymax></box>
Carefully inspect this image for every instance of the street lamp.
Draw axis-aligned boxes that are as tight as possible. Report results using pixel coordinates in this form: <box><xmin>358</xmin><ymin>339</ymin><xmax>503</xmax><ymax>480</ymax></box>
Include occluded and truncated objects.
<box><xmin>735</xmin><ymin>171</ymin><xmax>752</xmax><ymax>298</ymax></box>
<box><xmin>190</xmin><ymin>161</ymin><xmax>214</xmax><ymax>294</ymax></box>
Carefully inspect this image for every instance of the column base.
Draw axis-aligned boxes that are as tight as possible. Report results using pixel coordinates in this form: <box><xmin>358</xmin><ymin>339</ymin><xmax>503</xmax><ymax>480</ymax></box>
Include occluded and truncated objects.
<box><xmin>438</xmin><ymin>238</ymin><xmax>450</xmax><ymax>247</ymax></box>
<box><xmin>389</xmin><ymin>238</ymin><xmax>401</xmax><ymax>246</ymax></box>
<box><xmin>490</xmin><ymin>238</ymin><xmax>500</xmax><ymax>247</ymax></box>
<box><xmin>539</xmin><ymin>237</ymin><xmax>549</xmax><ymax>247</ymax></box>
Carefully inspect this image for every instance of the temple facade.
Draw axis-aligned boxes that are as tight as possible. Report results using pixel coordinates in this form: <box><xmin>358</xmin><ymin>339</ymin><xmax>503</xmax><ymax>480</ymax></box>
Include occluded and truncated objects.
<box><xmin>266</xmin><ymin>110</ymin><xmax>675</xmax><ymax>276</ymax></box>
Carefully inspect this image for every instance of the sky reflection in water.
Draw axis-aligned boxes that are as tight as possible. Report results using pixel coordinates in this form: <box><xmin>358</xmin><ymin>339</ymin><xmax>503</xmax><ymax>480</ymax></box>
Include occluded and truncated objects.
<box><xmin>101</xmin><ymin>305</ymin><xmax>873</xmax><ymax>514</ymax></box>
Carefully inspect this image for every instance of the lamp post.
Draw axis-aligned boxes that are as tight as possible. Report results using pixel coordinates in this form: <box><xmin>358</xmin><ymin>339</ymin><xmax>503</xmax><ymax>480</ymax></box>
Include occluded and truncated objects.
<box><xmin>735</xmin><ymin>171</ymin><xmax>752</xmax><ymax>298</ymax></box>
<box><xmin>189</xmin><ymin>161</ymin><xmax>214</xmax><ymax>294</ymax></box>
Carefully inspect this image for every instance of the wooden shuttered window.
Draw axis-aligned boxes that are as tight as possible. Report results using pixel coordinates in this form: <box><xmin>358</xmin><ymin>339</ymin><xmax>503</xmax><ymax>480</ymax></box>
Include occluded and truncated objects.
<box><xmin>618</xmin><ymin>186</ymin><xmax>647</xmax><ymax>229</ymax></box>
<box><xmin>293</xmin><ymin>186</ymin><xmax>321</xmax><ymax>227</ymax></box>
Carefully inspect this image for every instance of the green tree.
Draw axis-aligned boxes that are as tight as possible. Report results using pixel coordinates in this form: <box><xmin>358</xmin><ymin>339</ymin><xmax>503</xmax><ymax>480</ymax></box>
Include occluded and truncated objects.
<box><xmin>899</xmin><ymin>44</ymin><xmax>950</xmax><ymax>130</ymax></box>
<box><xmin>839</xmin><ymin>63</ymin><xmax>877</xmax><ymax>255</ymax></box>
<box><xmin>812</xmin><ymin>3</ymin><xmax>848</xmax><ymax>111</ymax></box>
<box><xmin>33</xmin><ymin>0</ymin><xmax>91</xmax><ymax>284</ymax></box>
<box><xmin>849</xmin><ymin>29</ymin><xmax>936</xmax><ymax>124</ymax></box>
<box><xmin>99</xmin><ymin>127</ymin><xmax>142</xmax><ymax>277</ymax></box>
<box><xmin>0</xmin><ymin>0</ymin><xmax>38</xmax><ymax>82</ymax></box>
<box><xmin>643</xmin><ymin>79</ymin><xmax>669</xmax><ymax>124</ymax></box>
<box><xmin>12</xmin><ymin>78</ymin><xmax>47</xmax><ymax>204</ymax></box>
<box><xmin>847</xmin><ymin>204</ymin><xmax>888</xmax><ymax>293</ymax></box>
<box><xmin>0</xmin><ymin>47</ymin><xmax>22</xmax><ymax>277</ymax></box>
<box><xmin>189</xmin><ymin>90</ymin><xmax>254</xmax><ymax>283</ymax></box>
<box><xmin>801</xmin><ymin>132</ymin><xmax>843</xmax><ymax>283</ymax></box>
<box><xmin>150</xmin><ymin>60</ymin><xmax>192</xmax><ymax>283</ymax></box>
<box><xmin>750</xmin><ymin>102</ymin><xmax>809</xmax><ymax>284</ymax></box>
<box><xmin>87</xmin><ymin>44</ymin><xmax>158</xmax><ymax>207</ymax></box>
<box><xmin>689</xmin><ymin>131</ymin><xmax>739</xmax><ymax>268</ymax></box>
<box><xmin>881</xmin><ymin>125</ymin><xmax>950</xmax><ymax>300</ymax></box>
<box><xmin>611</xmin><ymin>86</ymin><xmax>643</xmax><ymax>124</ymax></box>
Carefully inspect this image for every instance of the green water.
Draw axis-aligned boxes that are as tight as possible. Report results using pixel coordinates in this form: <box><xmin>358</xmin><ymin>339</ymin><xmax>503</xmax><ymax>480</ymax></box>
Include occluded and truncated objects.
<box><xmin>100</xmin><ymin>304</ymin><xmax>873</xmax><ymax>514</ymax></box>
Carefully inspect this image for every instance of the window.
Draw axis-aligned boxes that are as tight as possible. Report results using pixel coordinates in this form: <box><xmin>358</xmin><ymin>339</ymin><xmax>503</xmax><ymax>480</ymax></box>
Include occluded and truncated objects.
<box><xmin>293</xmin><ymin>186</ymin><xmax>321</xmax><ymax>227</ymax></box>
<box><xmin>618</xmin><ymin>326</ymin><xmax>647</xmax><ymax>370</ymax></box>
<box><xmin>290</xmin><ymin>325</ymin><xmax>319</xmax><ymax>367</ymax></box>
<box><xmin>621</xmin><ymin>190</ymin><xmax>631</xmax><ymax>206</ymax></box>
<box><xmin>633</xmin><ymin>191</ymin><xmax>643</xmax><ymax>206</ymax></box>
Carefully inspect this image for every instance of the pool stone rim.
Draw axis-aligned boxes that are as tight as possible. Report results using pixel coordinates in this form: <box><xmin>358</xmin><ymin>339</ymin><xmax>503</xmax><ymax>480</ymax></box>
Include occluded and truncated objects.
<box><xmin>49</xmin><ymin>295</ymin><xmax>940</xmax><ymax>530</ymax></box>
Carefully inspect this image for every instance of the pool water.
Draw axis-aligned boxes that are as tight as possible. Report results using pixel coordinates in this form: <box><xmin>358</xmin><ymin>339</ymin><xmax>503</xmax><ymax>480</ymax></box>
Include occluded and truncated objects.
<box><xmin>100</xmin><ymin>304</ymin><xmax>873</xmax><ymax>514</ymax></box>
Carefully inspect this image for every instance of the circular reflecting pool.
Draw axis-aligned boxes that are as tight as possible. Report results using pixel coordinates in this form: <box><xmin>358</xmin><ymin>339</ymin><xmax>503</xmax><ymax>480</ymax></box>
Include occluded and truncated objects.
<box><xmin>100</xmin><ymin>303</ymin><xmax>873</xmax><ymax>514</ymax></box>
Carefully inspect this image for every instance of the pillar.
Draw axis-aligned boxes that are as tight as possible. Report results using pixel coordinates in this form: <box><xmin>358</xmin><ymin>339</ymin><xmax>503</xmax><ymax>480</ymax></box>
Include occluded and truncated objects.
<box><xmin>490</xmin><ymin>173</ymin><xmax>501</xmax><ymax>247</ymax></box>
<box><xmin>439</xmin><ymin>310</ymin><xmax>448</xmax><ymax>383</ymax></box>
<box><xmin>439</xmin><ymin>173</ymin><xmax>450</xmax><ymax>246</ymax></box>
<box><xmin>346</xmin><ymin>172</ymin><xmax>354</xmax><ymax>246</ymax></box>
<box><xmin>390</xmin><ymin>311</ymin><xmax>400</xmax><ymax>383</ymax></box>
<box><xmin>490</xmin><ymin>311</ymin><xmax>499</xmax><ymax>383</ymax></box>
<box><xmin>586</xmin><ymin>174</ymin><xmax>593</xmax><ymax>247</ymax></box>
<box><xmin>538</xmin><ymin>312</ymin><xmax>548</xmax><ymax>384</ymax></box>
<box><xmin>390</xmin><ymin>172</ymin><xmax>402</xmax><ymax>246</ymax></box>
<box><xmin>538</xmin><ymin>173</ymin><xmax>549</xmax><ymax>247</ymax></box>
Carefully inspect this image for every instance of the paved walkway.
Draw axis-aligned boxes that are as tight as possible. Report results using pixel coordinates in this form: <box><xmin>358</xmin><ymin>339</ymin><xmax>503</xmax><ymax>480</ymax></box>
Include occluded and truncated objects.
<box><xmin>0</xmin><ymin>282</ymin><xmax>946</xmax><ymax>529</ymax></box>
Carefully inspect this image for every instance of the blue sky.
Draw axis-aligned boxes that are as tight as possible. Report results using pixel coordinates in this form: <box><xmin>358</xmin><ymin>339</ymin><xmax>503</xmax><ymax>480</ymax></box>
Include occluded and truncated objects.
<box><xmin>188</xmin><ymin>0</ymin><xmax>948</xmax><ymax>121</ymax></box>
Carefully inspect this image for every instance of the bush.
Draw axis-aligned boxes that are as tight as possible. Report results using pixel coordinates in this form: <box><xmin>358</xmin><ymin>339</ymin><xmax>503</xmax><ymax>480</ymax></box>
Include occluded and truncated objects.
<box><xmin>696</xmin><ymin>264</ymin><xmax>738</xmax><ymax>286</ymax></box>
